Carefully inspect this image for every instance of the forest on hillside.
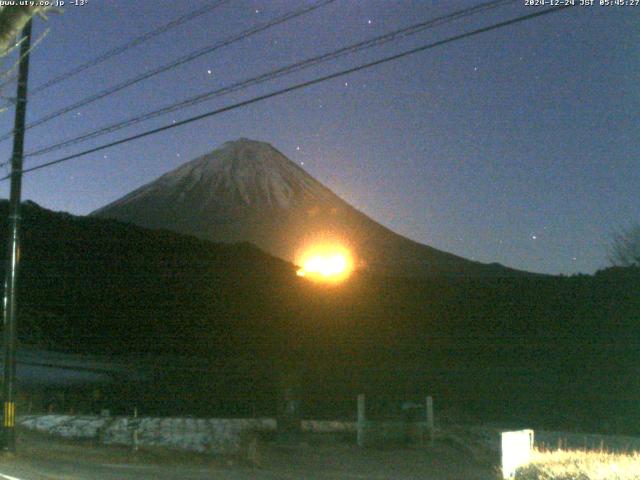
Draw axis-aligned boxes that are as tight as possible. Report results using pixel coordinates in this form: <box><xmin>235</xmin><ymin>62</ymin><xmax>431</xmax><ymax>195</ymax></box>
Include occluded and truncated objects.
<box><xmin>1</xmin><ymin>202</ymin><xmax>639</xmax><ymax>434</ymax></box>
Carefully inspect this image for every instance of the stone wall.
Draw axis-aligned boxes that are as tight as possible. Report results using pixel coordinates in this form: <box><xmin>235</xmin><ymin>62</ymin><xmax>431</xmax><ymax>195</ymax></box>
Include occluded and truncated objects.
<box><xmin>18</xmin><ymin>415</ymin><xmax>355</xmax><ymax>454</ymax></box>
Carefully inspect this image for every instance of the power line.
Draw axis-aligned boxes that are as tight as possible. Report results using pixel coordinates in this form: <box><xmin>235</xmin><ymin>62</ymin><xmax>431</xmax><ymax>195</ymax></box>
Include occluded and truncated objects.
<box><xmin>25</xmin><ymin>0</ymin><xmax>517</xmax><ymax>160</ymax></box>
<box><xmin>0</xmin><ymin>0</ymin><xmax>231</xmax><ymax>112</ymax></box>
<box><xmin>1</xmin><ymin>5</ymin><xmax>572</xmax><ymax>182</ymax></box>
<box><xmin>29</xmin><ymin>0</ymin><xmax>232</xmax><ymax>96</ymax></box>
<box><xmin>0</xmin><ymin>0</ymin><xmax>336</xmax><ymax>144</ymax></box>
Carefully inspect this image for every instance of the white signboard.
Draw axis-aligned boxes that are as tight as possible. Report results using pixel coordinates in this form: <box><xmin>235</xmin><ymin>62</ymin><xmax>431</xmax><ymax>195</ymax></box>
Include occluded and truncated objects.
<box><xmin>501</xmin><ymin>429</ymin><xmax>534</xmax><ymax>479</ymax></box>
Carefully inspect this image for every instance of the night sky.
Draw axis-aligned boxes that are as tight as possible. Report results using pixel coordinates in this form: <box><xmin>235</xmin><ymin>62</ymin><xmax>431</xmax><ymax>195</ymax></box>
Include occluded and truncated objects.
<box><xmin>0</xmin><ymin>0</ymin><xmax>637</xmax><ymax>275</ymax></box>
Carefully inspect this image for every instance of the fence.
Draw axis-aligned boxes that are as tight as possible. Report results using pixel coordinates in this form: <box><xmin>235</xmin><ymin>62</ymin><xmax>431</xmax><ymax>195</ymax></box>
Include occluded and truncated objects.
<box><xmin>355</xmin><ymin>393</ymin><xmax>435</xmax><ymax>447</ymax></box>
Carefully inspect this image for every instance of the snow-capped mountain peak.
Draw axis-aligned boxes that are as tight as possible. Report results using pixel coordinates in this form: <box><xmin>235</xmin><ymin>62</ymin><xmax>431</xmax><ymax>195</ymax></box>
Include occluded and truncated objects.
<box><xmin>112</xmin><ymin>138</ymin><xmax>331</xmax><ymax>212</ymax></box>
<box><xmin>93</xmin><ymin>138</ymin><xmax>524</xmax><ymax>278</ymax></box>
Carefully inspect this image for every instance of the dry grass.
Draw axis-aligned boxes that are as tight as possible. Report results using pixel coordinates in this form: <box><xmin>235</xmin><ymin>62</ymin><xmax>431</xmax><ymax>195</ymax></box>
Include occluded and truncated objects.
<box><xmin>515</xmin><ymin>448</ymin><xmax>640</xmax><ymax>480</ymax></box>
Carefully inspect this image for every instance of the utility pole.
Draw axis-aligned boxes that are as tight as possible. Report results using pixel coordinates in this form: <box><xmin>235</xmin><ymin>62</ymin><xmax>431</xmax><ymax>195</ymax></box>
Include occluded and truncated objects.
<box><xmin>1</xmin><ymin>19</ymin><xmax>32</xmax><ymax>453</ymax></box>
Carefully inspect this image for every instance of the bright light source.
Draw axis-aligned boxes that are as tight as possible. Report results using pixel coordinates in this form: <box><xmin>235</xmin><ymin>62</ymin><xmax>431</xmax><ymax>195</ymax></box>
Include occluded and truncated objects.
<box><xmin>296</xmin><ymin>244</ymin><xmax>353</xmax><ymax>282</ymax></box>
<box><xmin>299</xmin><ymin>254</ymin><xmax>347</xmax><ymax>277</ymax></box>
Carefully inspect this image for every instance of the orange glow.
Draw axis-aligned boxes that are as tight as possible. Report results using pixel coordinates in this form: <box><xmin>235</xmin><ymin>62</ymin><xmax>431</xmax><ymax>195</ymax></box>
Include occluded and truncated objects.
<box><xmin>296</xmin><ymin>245</ymin><xmax>353</xmax><ymax>282</ymax></box>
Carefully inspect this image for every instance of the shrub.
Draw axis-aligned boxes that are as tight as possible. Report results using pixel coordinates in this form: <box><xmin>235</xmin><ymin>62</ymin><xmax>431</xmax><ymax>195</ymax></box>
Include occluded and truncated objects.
<box><xmin>515</xmin><ymin>449</ymin><xmax>640</xmax><ymax>480</ymax></box>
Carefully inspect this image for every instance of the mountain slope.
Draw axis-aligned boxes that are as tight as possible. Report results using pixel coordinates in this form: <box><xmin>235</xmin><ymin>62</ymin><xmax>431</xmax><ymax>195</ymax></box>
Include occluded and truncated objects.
<box><xmin>1</xmin><ymin>201</ymin><xmax>639</xmax><ymax>429</ymax></box>
<box><xmin>93</xmin><ymin>138</ymin><xmax>524</xmax><ymax>277</ymax></box>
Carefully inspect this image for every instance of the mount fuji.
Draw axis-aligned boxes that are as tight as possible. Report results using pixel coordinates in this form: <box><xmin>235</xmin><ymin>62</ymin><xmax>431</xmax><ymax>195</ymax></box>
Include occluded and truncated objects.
<box><xmin>92</xmin><ymin>138</ymin><xmax>523</xmax><ymax>277</ymax></box>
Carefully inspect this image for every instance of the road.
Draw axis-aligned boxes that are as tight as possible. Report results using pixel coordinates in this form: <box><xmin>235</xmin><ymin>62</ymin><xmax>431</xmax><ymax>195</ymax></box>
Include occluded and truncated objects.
<box><xmin>0</xmin><ymin>429</ymin><xmax>499</xmax><ymax>479</ymax></box>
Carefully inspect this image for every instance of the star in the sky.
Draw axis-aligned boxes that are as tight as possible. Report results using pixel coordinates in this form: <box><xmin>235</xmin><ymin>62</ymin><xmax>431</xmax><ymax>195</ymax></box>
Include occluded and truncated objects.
<box><xmin>207</xmin><ymin>69</ymin><xmax>212</xmax><ymax>75</ymax></box>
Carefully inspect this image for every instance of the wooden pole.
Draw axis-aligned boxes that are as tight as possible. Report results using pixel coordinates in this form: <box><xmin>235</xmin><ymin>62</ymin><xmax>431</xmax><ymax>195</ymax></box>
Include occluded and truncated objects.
<box><xmin>357</xmin><ymin>394</ymin><xmax>365</xmax><ymax>447</ymax></box>
<box><xmin>426</xmin><ymin>395</ymin><xmax>434</xmax><ymax>445</ymax></box>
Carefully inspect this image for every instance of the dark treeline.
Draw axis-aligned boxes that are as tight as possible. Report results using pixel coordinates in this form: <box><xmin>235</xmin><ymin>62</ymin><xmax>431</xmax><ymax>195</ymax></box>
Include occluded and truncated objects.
<box><xmin>1</xmin><ymin>201</ymin><xmax>639</xmax><ymax>433</ymax></box>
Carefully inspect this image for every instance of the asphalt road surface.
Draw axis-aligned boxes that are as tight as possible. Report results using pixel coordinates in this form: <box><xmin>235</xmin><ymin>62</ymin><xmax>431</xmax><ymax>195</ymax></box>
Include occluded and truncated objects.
<box><xmin>0</xmin><ymin>429</ymin><xmax>499</xmax><ymax>479</ymax></box>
